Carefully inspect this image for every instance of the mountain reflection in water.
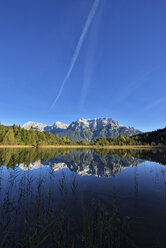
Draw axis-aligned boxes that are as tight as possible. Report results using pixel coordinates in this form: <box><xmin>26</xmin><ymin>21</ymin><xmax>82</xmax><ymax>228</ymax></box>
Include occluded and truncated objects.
<box><xmin>18</xmin><ymin>150</ymin><xmax>143</xmax><ymax>177</ymax></box>
<box><xmin>0</xmin><ymin>148</ymin><xmax>166</xmax><ymax>248</ymax></box>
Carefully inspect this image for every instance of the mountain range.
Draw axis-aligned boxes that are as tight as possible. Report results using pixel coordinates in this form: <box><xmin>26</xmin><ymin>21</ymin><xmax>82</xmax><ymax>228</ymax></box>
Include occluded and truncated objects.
<box><xmin>22</xmin><ymin>118</ymin><xmax>141</xmax><ymax>142</ymax></box>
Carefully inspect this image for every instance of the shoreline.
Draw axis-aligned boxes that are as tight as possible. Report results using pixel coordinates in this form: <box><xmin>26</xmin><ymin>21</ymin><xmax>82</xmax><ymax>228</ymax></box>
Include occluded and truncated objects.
<box><xmin>0</xmin><ymin>145</ymin><xmax>166</xmax><ymax>150</ymax></box>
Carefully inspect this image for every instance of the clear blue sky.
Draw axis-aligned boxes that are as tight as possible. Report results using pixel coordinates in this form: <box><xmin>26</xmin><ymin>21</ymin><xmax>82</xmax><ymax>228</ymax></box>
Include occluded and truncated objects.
<box><xmin>0</xmin><ymin>0</ymin><xmax>166</xmax><ymax>131</ymax></box>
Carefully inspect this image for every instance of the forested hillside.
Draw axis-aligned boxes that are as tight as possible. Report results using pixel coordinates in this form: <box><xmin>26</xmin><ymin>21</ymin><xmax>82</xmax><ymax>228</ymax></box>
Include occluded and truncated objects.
<box><xmin>0</xmin><ymin>124</ymin><xmax>73</xmax><ymax>146</ymax></box>
<box><xmin>93</xmin><ymin>127</ymin><xmax>166</xmax><ymax>146</ymax></box>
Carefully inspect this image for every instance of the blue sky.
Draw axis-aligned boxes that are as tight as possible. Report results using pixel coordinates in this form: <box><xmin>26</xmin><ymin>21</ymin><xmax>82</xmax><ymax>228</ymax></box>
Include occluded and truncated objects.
<box><xmin>0</xmin><ymin>0</ymin><xmax>166</xmax><ymax>131</ymax></box>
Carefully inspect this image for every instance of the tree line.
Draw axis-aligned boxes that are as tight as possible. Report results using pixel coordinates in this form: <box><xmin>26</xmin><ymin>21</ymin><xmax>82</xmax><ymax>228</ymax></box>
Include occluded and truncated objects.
<box><xmin>92</xmin><ymin>127</ymin><xmax>166</xmax><ymax>146</ymax></box>
<box><xmin>0</xmin><ymin>124</ymin><xmax>74</xmax><ymax>146</ymax></box>
<box><xmin>0</xmin><ymin>124</ymin><xmax>166</xmax><ymax>146</ymax></box>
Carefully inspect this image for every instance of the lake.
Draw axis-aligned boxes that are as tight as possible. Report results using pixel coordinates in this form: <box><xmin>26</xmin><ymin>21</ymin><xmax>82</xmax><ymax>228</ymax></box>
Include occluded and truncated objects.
<box><xmin>0</xmin><ymin>148</ymin><xmax>166</xmax><ymax>248</ymax></box>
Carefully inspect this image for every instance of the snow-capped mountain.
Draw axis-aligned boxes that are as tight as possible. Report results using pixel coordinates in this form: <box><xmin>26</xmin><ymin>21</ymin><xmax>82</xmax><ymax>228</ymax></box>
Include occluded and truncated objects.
<box><xmin>22</xmin><ymin>121</ymin><xmax>47</xmax><ymax>132</ymax></box>
<box><xmin>47</xmin><ymin>121</ymin><xmax>69</xmax><ymax>134</ymax></box>
<box><xmin>22</xmin><ymin>118</ymin><xmax>141</xmax><ymax>141</ymax></box>
<box><xmin>22</xmin><ymin>121</ymin><xmax>69</xmax><ymax>133</ymax></box>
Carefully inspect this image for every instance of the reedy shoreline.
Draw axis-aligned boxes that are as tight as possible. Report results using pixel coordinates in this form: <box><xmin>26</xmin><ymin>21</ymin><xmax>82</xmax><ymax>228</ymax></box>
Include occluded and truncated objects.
<box><xmin>0</xmin><ymin>145</ymin><xmax>166</xmax><ymax>149</ymax></box>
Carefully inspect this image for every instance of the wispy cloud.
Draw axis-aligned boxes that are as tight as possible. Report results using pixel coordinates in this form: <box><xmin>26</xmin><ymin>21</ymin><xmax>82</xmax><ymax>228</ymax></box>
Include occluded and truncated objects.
<box><xmin>145</xmin><ymin>96</ymin><xmax>166</xmax><ymax>111</ymax></box>
<box><xmin>51</xmin><ymin>0</ymin><xmax>100</xmax><ymax>109</ymax></box>
<box><xmin>110</xmin><ymin>70</ymin><xmax>154</xmax><ymax>106</ymax></box>
<box><xmin>80</xmin><ymin>0</ymin><xmax>104</xmax><ymax>112</ymax></box>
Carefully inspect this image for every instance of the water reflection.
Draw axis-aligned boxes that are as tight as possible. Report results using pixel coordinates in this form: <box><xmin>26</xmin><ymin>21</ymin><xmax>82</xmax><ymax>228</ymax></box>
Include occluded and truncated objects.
<box><xmin>17</xmin><ymin>150</ymin><xmax>143</xmax><ymax>177</ymax></box>
<box><xmin>0</xmin><ymin>148</ymin><xmax>166</xmax><ymax>247</ymax></box>
<box><xmin>1</xmin><ymin>148</ymin><xmax>166</xmax><ymax>173</ymax></box>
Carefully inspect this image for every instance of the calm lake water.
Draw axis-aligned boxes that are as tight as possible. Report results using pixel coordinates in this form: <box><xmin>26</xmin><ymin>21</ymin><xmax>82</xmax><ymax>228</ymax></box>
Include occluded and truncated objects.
<box><xmin>0</xmin><ymin>148</ymin><xmax>166</xmax><ymax>248</ymax></box>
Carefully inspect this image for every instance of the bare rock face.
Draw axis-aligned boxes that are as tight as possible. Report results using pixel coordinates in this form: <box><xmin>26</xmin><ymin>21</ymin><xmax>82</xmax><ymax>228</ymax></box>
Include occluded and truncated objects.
<box><xmin>22</xmin><ymin>118</ymin><xmax>141</xmax><ymax>141</ymax></box>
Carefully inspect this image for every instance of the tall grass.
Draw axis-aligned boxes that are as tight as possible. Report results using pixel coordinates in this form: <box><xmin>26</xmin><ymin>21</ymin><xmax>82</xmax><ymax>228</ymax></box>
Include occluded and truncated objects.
<box><xmin>0</xmin><ymin>167</ymin><xmax>135</xmax><ymax>248</ymax></box>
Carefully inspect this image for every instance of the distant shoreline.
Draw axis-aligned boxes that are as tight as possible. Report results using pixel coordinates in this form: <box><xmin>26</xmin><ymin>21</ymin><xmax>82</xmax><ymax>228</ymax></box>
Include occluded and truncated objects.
<box><xmin>0</xmin><ymin>145</ymin><xmax>166</xmax><ymax>150</ymax></box>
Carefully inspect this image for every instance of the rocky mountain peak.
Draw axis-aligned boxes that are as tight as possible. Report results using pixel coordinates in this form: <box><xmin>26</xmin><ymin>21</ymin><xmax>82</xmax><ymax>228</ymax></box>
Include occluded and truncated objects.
<box><xmin>53</xmin><ymin>121</ymin><xmax>69</xmax><ymax>129</ymax></box>
<box><xmin>22</xmin><ymin>117</ymin><xmax>141</xmax><ymax>141</ymax></box>
<box><xmin>22</xmin><ymin>121</ymin><xmax>47</xmax><ymax>131</ymax></box>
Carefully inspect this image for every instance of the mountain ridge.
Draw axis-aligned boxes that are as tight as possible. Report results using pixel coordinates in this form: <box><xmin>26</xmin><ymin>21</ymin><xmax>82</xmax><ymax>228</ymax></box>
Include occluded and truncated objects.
<box><xmin>22</xmin><ymin>118</ymin><xmax>141</xmax><ymax>142</ymax></box>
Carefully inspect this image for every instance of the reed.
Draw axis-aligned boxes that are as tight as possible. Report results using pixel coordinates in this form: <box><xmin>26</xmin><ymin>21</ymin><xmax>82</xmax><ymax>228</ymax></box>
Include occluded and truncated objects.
<box><xmin>0</xmin><ymin>169</ymin><xmax>135</xmax><ymax>248</ymax></box>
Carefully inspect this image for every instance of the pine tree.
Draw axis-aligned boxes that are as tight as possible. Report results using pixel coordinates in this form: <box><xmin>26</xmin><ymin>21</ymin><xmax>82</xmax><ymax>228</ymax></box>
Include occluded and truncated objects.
<box><xmin>29</xmin><ymin>128</ymin><xmax>37</xmax><ymax>146</ymax></box>
<box><xmin>3</xmin><ymin>129</ymin><xmax>15</xmax><ymax>145</ymax></box>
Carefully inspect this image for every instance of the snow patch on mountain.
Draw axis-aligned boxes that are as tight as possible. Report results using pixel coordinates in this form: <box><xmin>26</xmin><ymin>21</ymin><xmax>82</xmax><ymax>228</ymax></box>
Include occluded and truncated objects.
<box><xmin>22</xmin><ymin>121</ymin><xmax>69</xmax><ymax>133</ymax></box>
<box><xmin>53</xmin><ymin>121</ymin><xmax>69</xmax><ymax>129</ymax></box>
<box><xmin>22</xmin><ymin>121</ymin><xmax>47</xmax><ymax>132</ymax></box>
<box><xmin>22</xmin><ymin>117</ymin><xmax>141</xmax><ymax>141</ymax></box>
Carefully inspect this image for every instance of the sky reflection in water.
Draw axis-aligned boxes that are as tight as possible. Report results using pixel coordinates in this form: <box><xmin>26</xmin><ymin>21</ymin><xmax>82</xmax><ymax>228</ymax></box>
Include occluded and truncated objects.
<box><xmin>0</xmin><ymin>148</ymin><xmax>166</xmax><ymax>247</ymax></box>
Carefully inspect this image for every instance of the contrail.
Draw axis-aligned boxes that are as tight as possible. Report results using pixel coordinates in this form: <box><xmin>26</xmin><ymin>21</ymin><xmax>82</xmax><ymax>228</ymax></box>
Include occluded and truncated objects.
<box><xmin>145</xmin><ymin>96</ymin><xmax>166</xmax><ymax>111</ymax></box>
<box><xmin>51</xmin><ymin>0</ymin><xmax>100</xmax><ymax>108</ymax></box>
